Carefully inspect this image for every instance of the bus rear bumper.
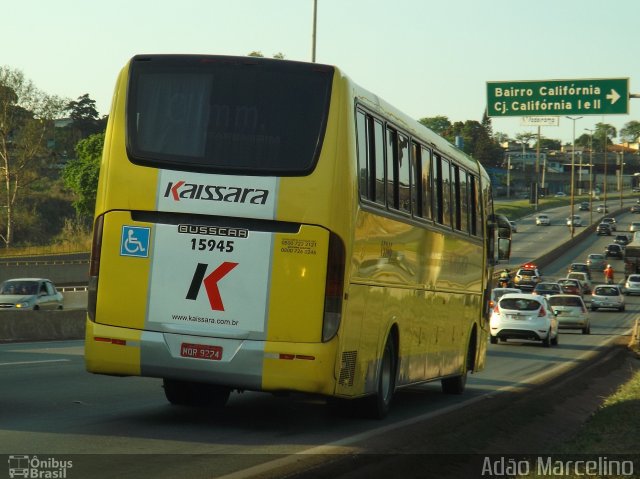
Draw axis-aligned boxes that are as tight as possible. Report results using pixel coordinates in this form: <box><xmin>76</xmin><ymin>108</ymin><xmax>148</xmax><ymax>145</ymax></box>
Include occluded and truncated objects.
<box><xmin>85</xmin><ymin>320</ymin><xmax>338</xmax><ymax>396</ymax></box>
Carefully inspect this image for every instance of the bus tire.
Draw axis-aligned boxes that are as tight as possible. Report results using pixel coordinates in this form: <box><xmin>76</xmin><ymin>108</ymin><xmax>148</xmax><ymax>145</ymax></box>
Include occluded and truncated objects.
<box><xmin>163</xmin><ymin>379</ymin><xmax>230</xmax><ymax>408</ymax></box>
<box><xmin>362</xmin><ymin>334</ymin><xmax>397</xmax><ymax>419</ymax></box>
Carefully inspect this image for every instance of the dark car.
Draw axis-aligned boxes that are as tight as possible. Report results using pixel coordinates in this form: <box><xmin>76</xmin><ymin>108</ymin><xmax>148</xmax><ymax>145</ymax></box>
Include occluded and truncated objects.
<box><xmin>631</xmin><ymin>204</ymin><xmax>640</xmax><ymax>213</ymax></box>
<box><xmin>614</xmin><ymin>234</ymin><xmax>630</xmax><ymax>247</ymax></box>
<box><xmin>579</xmin><ymin>202</ymin><xmax>590</xmax><ymax>211</ymax></box>
<box><xmin>532</xmin><ymin>282</ymin><xmax>562</xmax><ymax>297</ymax></box>
<box><xmin>568</xmin><ymin>262</ymin><xmax>592</xmax><ymax>280</ymax></box>
<box><xmin>604</xmin><ymin>243</ymin><xmax>624</xmax><ymax>259</ymax></box>
<box><xmin>596</xmin><ymin>223</ymin><xmax>612</xmax><ymax>235</ymax></box>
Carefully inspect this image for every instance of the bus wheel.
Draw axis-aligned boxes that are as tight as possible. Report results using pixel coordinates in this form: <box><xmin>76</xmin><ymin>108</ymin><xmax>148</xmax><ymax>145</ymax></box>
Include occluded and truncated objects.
<box><xmin>363</xmin><ymin>335</ymin><xmax>397</xmax><ymax>419</ymax></box>
<box><xmin>163</xmin><ymin>379</ymin><xmax>230</xmax><ymax>408</ymax></box>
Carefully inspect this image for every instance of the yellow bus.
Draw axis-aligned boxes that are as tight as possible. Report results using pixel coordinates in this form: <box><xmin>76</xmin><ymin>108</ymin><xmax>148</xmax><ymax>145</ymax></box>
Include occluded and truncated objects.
<box><xmin>85</xmin><ymin>54</ymin><xmax>510</xmax><ymax>418</ymax></box>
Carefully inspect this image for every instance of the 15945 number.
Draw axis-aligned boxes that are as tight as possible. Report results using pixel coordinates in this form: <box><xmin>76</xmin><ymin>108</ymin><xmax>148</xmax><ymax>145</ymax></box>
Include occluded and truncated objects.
<box><xmin>190</xmin><ymin>238</ymin><xmax>234</xmax><ymax>252</ymax></box>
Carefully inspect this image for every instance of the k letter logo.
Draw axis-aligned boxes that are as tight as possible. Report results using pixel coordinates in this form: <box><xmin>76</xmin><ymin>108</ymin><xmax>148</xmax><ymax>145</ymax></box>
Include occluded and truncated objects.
<box><xmin>186</xmin><ymin>262</ymin><xmax>238</xmax><ymax>310</ymax></box>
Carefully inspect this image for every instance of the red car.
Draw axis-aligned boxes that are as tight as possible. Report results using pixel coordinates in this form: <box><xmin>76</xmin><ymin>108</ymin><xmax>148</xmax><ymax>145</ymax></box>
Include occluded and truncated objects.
<box><xmin>557</xmin><ymin>278</ymin><xmax>582</xmax><ymax>296</ymax></box>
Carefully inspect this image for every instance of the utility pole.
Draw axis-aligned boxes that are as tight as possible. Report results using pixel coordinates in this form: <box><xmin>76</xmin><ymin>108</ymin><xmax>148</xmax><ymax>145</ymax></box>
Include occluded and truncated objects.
<box><xmin>585</xmin><ymin>128</ymin><xmax>594</xmax><ymax>225</ymax></box>
<box><xmin>311</xmin><ymin>0</ymin><xmax>317</xmax><ymax>62</ymax></box>
<box><xmin>566</xmin><ymin>116</ymin><xmax>583</xmax><ymax>238</ymax></box>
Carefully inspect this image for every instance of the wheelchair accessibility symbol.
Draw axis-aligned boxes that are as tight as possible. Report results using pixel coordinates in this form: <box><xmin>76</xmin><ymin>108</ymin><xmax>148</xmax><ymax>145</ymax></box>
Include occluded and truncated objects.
<box><xmin>120</xmin><ymin>226</ymin><xmax>150</xmax><ymax>258</ymax></box>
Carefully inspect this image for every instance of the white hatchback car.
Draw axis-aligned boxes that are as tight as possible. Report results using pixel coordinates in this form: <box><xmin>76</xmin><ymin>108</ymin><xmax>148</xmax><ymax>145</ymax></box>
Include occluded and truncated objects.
<box><xmin>490</xmin><ymin>293</ymin><xmax>559</xmax><ymax>347</ymax></box>
<box><xmin>548</xmin><ymin>294</ymin><xmax>591</xmax><ymax>334</ymax></box>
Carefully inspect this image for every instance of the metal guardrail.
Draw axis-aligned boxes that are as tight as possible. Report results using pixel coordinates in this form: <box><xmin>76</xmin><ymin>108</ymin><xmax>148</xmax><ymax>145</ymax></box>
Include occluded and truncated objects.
<box><xmin>0</xmin><ymin>259</ymin><xmax>89</xmax><ymax>266</ymax></box>
<box><xmin>59</xmin><ymin>285</ymin><xmax>88</xmax><ymax>292</ymax></box>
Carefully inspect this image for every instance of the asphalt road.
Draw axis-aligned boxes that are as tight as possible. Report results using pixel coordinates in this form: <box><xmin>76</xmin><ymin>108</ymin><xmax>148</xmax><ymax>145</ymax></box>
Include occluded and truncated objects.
<box><xmin>1</xmin><ymin>209</ymin><xmax>638</xmax><ymax>478</ymax></box>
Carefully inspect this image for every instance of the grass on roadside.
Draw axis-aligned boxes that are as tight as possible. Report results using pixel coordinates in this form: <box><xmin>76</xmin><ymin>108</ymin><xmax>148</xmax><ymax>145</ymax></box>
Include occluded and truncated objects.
<box><xmin>0</xmin><ymin>220</ymin><xmax>92</xmax><ymax>257</ymax></box>
<box><xmin>557</xmin><ymin>363</ymin><xmax>640</xmax><ymax>455</ymax></box>
<box><xmin>555</xmin><ymin>322</ymin><xmax>640</xmax><ymax>456</ymax></box>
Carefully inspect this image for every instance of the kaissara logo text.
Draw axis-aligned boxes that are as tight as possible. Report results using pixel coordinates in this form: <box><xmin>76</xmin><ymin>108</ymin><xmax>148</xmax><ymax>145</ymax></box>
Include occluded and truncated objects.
<box><xmin>164</xmin><ymin>181</ymin><xmax>269</xmax><ymax>204</ymax></box>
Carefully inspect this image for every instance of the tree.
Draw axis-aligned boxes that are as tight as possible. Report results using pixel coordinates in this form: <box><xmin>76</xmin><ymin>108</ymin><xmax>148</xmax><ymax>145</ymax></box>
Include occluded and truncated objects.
<box><xmin>62</xmin><ymin>132</ymin><xmax>104</xmax><ymax>220</ymax></box>
<box><xmin>515</xmin><ymin>132</ymin><xmax>536</xmax><ymax>148</ymax></box>
<box><xmin>534</xmin><ymin>138</ymin><xmax>562</xmax><ymax>151</ymax></box>
<box><xmin>493</xmin><ymin>132</ymin><xmax>509</xmax><ymax>144</ymax></box>
<box><xmin>0</xmin><ymin>66</ymin><xmax>67</xmax><ymax>248</ymax></box>
<box><xmin>418</xmin><ymin>115</ymin><xmax>451</xmax><ymax>135</ymax></box>
<box><xmin>66</xmin><ymin>93</ymin><xmax>103</xmax><ymax>140</ymax></box>
<box><xmin>620</xmin><ymin>121</ymin><xmax>640</xmax><ymax>143</ymax></box>
<box><xmin>594</xmin><ymin>122</ymin><xmax>617</xmax><ymax>149</ymax></box>
<box><xmin>247</xmin><ymin>51</ymin><xmax>286</xmax><ymax>59</ymax></box>
<box><xmin>575</xmin><ymin>133</ymin><xmax>593</xmax><ymax>149</ymax></box>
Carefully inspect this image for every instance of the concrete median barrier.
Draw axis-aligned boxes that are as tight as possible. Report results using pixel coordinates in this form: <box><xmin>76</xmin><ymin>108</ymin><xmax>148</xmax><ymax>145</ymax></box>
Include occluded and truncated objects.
<box><xmin>0</xmin><ymin>310</ymin><xmax>85</xmax><ymax>342</ymax></box>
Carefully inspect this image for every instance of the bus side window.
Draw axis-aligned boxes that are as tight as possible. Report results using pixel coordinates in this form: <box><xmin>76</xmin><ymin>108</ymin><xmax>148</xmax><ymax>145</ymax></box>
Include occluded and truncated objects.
<box><xmin>440</xmin><ymin>156</ymin><xmax>452</xmax><ymax>227</ymax></box>
<box><xmin>386</xmin><ymin>127</ymin><xmax>398</xmax><ymax>209</ymax></box>
<box><xmin>421</xmin><ymin>146</ymin><xmax>432</xmax><ymax>220</ymax></box>
<box><xmin>452</xmin><ymin>164</ymin><xmax>461</xmax><ymax>231</ymax></box>
<box><xmin>433</xmin><ymin>154</ymin><xmax>442</xmax><ymax>224</ymax></box>
<box><xmin>469</xmin><ymin>175</ymin><xmax>480</xmax><ymax>236</ymax></box>
<box><xmin>411</xmin><ymin>142</ymin><xmax>422</xmax><ymax>217</ymax></box>
<box><xmin>356</xmin><ymin>110</ymin><xmax>369</xmax><ymax>199</ymax></box>
<box><xmin>398</xmin><ymin>133</ymin><xmax>410</xmax><ymax>214</ymax></box>
<box><xmin>373</xmin><ymin>120</ymin><xmax>385</xmax><ymax>206</ymax></box>
<box><xmin>459</xmin><ymin>169</ymin><xmax>469</xmax><ymax>233</ymax></box>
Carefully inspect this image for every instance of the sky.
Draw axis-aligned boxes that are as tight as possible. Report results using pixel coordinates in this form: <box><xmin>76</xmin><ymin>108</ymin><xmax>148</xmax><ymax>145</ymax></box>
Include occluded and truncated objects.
<box><xmin>3</xmin><ymin>0</ymin><xmax>639</xmax><ymax>145</ymax></box>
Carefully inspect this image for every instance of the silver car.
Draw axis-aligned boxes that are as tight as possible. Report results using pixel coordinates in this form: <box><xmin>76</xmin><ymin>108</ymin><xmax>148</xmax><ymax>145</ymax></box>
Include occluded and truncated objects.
<box><xmin>624</xmin><ymin>274</ymin><xmax>640</xmax><ymax>296</ymax></box>
<box><xmin>548</xmin><ymin>294</ymin><xmax>591</xmax><ymax>334</ymax></box>
<box><xmin>590</xmin><ymin>285</ymin><xmax>625</xmax><ymax>312</ymax></box>
<box><xmin>536</xmin><ymin>214</ymin><xmax>550</xmax><ymax>226</ymax></box>
<box><xmin>586</xmin><ymin>253</ymin><xmax>606</xmax><ymax>272</ymax></box>
<box><xmin>566</xmin><ymin>215</ymin><xmax>582</xmax><ymax>227</ymax></box>
<box><xmin>0</xmin><ymin>278</ymin><xmax>64</xmax><ymax>310</ymax></box>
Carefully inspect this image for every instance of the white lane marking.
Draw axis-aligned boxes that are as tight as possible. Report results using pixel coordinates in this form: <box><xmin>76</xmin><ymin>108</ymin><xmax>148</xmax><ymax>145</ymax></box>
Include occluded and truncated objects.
<box><xmin>0</xmin><ymin>359</ymin><xmax>71</xmax><ymax>366</ymax></box>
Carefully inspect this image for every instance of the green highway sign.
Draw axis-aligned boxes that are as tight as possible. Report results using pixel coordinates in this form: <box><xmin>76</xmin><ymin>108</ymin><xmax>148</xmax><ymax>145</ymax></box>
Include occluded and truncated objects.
<box><xmin>486</xmin><ymin>78</ymin><xmax>629</xmax><ymax>117</ymax></box>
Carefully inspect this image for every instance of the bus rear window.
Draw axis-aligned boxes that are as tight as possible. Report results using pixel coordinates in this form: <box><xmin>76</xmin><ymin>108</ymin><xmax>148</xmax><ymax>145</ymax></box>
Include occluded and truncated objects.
<box><xmin>126</xmin><ymin>55</ymin><xmax>334</xmax><ymax>175</ymax></box>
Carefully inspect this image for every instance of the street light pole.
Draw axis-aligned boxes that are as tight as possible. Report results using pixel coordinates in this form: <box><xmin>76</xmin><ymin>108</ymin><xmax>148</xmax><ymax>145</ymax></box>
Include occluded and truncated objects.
<box><xmin>567</xmin><ymin>116</ymin><xmax>583</xmax><ymax>238</ymax></box>
<box><xmin>507</xmin><ymin>155</ymin><xmax>511</xmax><ymax>199</ymax></box>
<box><xmin>585</xmin><ymin>128</ymin><xmax>594</xmax><ymax>225</ymax></box>
<box><xmin>603</xmin><ymin>128</ymin><xmax>608</xmax><ymax>208</ymax></box>
<box><xmin>311</xmin><ymin>0</ymin><xmax>317</xmax><ymax>62</ymax></box>
<box><xmin>620</xmin><ymin>152</ymin><xmax>624</xmax><ymax>209</ymax></box>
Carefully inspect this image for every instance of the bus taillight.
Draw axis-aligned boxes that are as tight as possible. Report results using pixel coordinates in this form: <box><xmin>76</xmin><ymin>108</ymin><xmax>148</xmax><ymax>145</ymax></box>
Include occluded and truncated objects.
<box><xmin>88</xmin><ymin>214</ymin><xmax>104</xmax><ymax>321</ymax></box>
<box><xmin>322</xmin><ymin>232</ymin><xmax>345</xmax><ymax>342</ymax></box>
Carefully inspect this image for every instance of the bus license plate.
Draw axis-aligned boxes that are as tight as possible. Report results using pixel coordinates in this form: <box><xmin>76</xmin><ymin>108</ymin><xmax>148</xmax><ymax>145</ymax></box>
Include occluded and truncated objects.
<box><xmin>180</xmin><ymin>343</ymin><xmax>223</xmax><ymax>361</ymax></box>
